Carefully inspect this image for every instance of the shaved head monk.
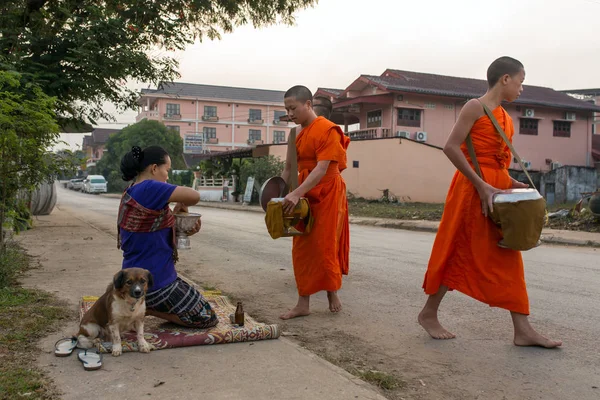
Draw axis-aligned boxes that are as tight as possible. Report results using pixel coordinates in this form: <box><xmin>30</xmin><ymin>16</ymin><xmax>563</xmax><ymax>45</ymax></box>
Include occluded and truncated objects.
<box><xmin>279</xmin><ymin>85</ymin><xmax>350</xmax><ymax>319</ymax></box>
<box><xmin>312</xmin><ymin>95</ymin><xmax>333</xmax><ymax>119</ymax></box>
<box><xmin>418</xmin><ymin>56</ymin><xmax>561</xmax><ymax>348</ymax></box>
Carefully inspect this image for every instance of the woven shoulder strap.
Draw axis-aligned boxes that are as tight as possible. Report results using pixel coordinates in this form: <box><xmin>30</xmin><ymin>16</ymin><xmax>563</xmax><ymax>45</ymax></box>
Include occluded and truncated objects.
<box><xmin>286</xmin><ymin>127</ymin><xmax>299</xmax><ymax>191</ymax></box>
<box><xmin>465</xmin><ymin>100</ymin><xmax>537</xmax><ymax>190</ymax></box>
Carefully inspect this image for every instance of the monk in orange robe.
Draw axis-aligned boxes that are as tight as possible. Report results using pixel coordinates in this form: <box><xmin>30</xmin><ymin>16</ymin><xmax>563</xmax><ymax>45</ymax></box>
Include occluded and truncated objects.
<box><xmin>279</xmin><ymin>85</ymin><xmax>350</xmax><ymax>320</ymax></box>
<box><xmin>418</xmin><ymin>57</ymin><xmax>561</xmax><ymax>348</ymax></box>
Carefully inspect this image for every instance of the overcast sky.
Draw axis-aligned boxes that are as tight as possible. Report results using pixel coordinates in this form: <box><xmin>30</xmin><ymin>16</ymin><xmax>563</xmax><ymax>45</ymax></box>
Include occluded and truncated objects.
<box><xmin>93</xmin><ymin>0</ymin><xmax>599</xmax><ymax>129</ymax></box>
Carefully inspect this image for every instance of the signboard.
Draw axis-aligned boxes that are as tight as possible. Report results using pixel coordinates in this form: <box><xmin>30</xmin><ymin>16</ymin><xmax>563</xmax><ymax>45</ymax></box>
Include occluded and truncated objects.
<box><xmin>222</xmin><ymin>180</ymin><xmax>230</xmax><ymax>201</ymax></box>
<box><xmin>243</xmin><ymin>177</ymin><xmax>255</xmax><ymax>203</ymax></box>
<box><xmin>184</xmin><ymin>135</ymin><xmax>204</xmax><ymax>154</ymax></box>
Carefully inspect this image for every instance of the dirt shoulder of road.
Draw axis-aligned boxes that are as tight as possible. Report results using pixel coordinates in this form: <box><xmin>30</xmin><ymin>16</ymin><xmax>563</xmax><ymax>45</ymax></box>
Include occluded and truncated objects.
<box><xmin>13</xmin><ymin>204</ymin><xmax>389</xmax><ymax>400</ymax></box>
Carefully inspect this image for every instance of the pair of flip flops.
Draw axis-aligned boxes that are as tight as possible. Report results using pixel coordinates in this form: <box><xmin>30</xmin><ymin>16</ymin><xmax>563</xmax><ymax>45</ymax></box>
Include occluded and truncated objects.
<box><xmin>54</xmin><ymin>337</ymin><xmax>102</xmax><ymax>371</ymax></box>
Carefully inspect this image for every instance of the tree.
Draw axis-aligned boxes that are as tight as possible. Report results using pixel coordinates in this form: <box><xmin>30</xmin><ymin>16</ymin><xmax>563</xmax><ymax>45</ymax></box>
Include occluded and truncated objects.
<box><xmin>0</xmin><ymin>70</ymin><xmax>62</xmax><ymax>251</ymax></box>
<box><xmin>96</xmin><ymin>119</ymin><xmax>185</xmax><ymax>192</ymax></box>
<box><xmin>239</xmin><ymin>155</ymin><xmax>285</xmax><ymax>202</ymax></box>
<box><xmin>0</xmin><ymin>0</ymin><xmax>317</xmax><ymax>125</ymax></box>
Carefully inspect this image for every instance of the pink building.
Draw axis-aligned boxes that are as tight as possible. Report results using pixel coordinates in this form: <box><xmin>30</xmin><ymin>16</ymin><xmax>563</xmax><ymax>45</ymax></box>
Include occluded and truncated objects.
<box><xmin>562</xmin><ymin>88</ymin><xmax>600</xmax><ymax>167</ymax></box>
<box><xmin>81</xmin><ymin>128</ymin><xmax>121</xmax><ymax>169</ymax></box>
<box><xmin>135</xmin><ymin>82</ymin><xmax>293</xmax><ymax>166</ymax></box>
<box><xmin>316</xmin><ymin>70</ymin><xmax>600</xmax><ymax>172</ymax></box>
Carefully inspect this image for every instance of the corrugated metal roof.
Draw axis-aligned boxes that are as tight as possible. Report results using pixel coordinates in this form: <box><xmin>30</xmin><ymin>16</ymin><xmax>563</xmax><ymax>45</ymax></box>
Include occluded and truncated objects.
<box><xmin>142</xmin><ymin>82</ymin><xmax>286</xmax><ymax>104</ymax></box>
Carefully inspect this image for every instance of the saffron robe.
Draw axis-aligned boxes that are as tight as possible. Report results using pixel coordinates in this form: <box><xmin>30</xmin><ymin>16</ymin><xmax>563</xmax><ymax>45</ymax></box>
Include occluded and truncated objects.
<box><xmin>293</xmin><ymin>116</ymin><xmax>351</xmax><ymax>296</ymax></box>
<box><xmin>422</xmin><ymin>106</ymin><xmax>530</xmax><ymax>315</ymax></box>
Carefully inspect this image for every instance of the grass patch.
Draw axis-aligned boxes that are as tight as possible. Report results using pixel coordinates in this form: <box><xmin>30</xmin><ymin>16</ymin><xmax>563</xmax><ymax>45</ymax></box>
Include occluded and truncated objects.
<box><xmin>0</xmin><ymin>242</ymin><xmax>72</xmax><ymax>400</ymax></box>
<box><xmin>348</xmin><ymin>199</ymin><xmax>600</xmax><ymax>233</ymax></box>
<box><xmin>0</xmin><ymin>242</ymin><xmax>30</xmax><ymax>288</ymax></box>
<box><xmin>348</xmin><ymin>199</ymin><xmax>444</xmax><ymax>221</ymax></box>
<box><xmin>355</xmin><ymin>370</ymin><xmax>405</xmax><ymax>391</ymax></box>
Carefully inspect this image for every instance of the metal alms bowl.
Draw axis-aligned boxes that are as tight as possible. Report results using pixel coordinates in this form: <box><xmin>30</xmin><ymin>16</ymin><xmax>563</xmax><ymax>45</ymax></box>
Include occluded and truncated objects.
<box><xmin>259</xmin><ymin>176</ymin><xmax>287</xmax><ymax>212</ymax></box>
<box><xmin>174</xmin><ymin>212</ymin><xmax>201</xmax><ymax>250</ymax></box>
<box><xmin>174</xmin><ymin>212</ymin><xmax>202</xmax><ymax>232</ymax></box>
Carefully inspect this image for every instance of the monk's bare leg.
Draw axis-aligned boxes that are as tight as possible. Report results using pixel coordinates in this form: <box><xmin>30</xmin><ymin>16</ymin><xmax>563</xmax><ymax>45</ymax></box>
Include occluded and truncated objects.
<box><xmin>418</xmin><ymin>285</ymin><xmax>456</xmax><ymax>339</ymax></box>
<box><xmin>327</xmin><ymin>291</ymin><xmax>342</xmax><ymax>313</ymax></box>
<box><xmin>511</xmin><ymin>312</ymin><xmax>562</xmax><ymax>348</ymax></box>
<box><xmin>280</xmin><ymin>295</ymin><xmax>310</xmax><ymax>320</ymax></box>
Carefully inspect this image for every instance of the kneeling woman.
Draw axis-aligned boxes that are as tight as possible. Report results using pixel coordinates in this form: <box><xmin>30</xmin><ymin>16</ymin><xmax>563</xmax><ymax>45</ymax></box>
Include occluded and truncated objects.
<box><xmin>117</xmin><ymin>145</ymin><xmax>217</xmax><ymax>328</ymax></box>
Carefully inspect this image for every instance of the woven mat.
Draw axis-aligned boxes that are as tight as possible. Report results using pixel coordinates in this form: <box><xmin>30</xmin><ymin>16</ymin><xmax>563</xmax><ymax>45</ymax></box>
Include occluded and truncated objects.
<box><xmin>79</xmin><ymin>289</ymin><xmax>279</xmax><ymax>354</ymax></box>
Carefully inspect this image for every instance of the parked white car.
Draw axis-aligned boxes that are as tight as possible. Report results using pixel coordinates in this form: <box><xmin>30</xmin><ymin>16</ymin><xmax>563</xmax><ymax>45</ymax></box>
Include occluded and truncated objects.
<box><xmin>70</xmin><ymin>178</ymin><xmax>84</xmax><ymax>191</ymax></box>
<box><xmin>82</xmin><ymin>175</ymin><xmax>107</xmax><ymax>194</ymax></box>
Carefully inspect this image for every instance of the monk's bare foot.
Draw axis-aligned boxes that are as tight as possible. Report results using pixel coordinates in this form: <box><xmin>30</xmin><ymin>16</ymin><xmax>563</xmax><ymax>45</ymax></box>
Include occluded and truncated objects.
<box><xmin>279</xmin><ymin>306</ymin><xmax>310</xmax><ymax>320</ymax></box>
<box><xmin>514</xmin><ymin>331</ymin><xmax>562</xmax><ymax>348</ymax></box>
<box><xmin>327</xmin><ymin>292</ymin><xmax>342</xmax><ymax>313</ymax></box>
<box><xmin>418</xmin><ymin>310</ymin><xmax>456</xmax><ymax>340</ymax></box>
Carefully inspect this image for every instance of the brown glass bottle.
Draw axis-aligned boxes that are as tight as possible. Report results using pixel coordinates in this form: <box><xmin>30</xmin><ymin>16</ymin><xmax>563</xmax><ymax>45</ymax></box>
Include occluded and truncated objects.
<box><xmin>234</xmin><ymin>302</ymin><xmax>244</xmax><ymax>326</ymax></box>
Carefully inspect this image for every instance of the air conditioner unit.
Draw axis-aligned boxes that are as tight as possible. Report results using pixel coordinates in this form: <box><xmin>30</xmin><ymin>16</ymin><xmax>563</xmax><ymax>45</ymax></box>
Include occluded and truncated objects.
<box><xmin>565</xmin><ymin>112</ymin><xmax>576</xmax><ymax>121</ymax></box>
<box><xmin>523</xmin><ymin>108</ymin><xmax>535</xmax><ymax>118</ymax></box>
<box><xmin>415</xmin><ymin>131</ymin><xmax>427</xmax><ymax>142</ymax></box>
<box><xmin>551</xmin><ymin>161</ymin><xmax>562</xmax><ymax>170</ymax></box>
<box><xmin>395</xmin><ymin>131</ymin><xmax>411</xmax><ymax>138</ymax></box>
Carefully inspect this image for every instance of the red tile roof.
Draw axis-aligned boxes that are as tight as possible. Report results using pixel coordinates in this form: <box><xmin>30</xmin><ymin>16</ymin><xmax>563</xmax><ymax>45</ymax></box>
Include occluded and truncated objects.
<box><xmin>347</xmin><ymin>69</ymin><xmax>600</xmax><ymax>112</ymax></box>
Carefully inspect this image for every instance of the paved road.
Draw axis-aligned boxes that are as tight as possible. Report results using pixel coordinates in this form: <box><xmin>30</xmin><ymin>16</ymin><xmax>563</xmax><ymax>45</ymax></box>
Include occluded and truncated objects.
<box><xmin>57</xmin><ymin>187</ymin><xmax>600</xmax><ymax>400</ymax></box>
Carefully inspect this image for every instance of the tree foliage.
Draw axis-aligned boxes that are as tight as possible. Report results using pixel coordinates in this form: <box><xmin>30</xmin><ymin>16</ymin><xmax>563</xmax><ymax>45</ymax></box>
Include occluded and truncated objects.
<box><xmin>96</xmin><ymin>119</ymin><xmax>185</xmax><ymax>192</ymax></box>
<box><xmin>239</xmin><ymin>155</ymin><xmax>284</xmax><ymax>200</ymax></box>
<box><xmin>0</xmin><ymin>70</ymin><xmax>63</xmax><ymax>250</ymax></box>
<box><xmin>0</xmin><ymin>0</ymin><xmax>317</xmax><ymax>124</ymax></box>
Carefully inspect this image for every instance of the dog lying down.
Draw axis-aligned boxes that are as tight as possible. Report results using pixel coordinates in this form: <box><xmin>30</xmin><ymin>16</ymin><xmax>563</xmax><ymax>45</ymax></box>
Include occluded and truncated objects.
<box><xmin>77</xmin><ymin>268</ymin><xmax>153</xmax><ymax>356</ymax></box>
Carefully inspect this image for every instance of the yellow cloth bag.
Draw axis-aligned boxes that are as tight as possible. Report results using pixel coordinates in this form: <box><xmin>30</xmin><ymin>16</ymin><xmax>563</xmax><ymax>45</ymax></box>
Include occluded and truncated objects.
<box><xmin>265</xmin><ymin>198</ymin><xmax>313</xmax><ymax>239</ymax></box>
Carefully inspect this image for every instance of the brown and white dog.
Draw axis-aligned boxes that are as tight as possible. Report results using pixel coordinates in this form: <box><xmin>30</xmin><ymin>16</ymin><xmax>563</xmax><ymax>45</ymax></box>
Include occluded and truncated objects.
<box><xmin>77</xmin><ymin>268</ymin><xmax>153</xmax><ymax>356</ymax></box>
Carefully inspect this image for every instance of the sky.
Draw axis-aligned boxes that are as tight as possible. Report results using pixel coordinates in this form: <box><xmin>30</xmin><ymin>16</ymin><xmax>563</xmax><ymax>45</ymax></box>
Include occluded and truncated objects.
<box><xmin>79</xmin><ymin>0</ymin><xmax>600</xmax><ymax>137</ymax></box>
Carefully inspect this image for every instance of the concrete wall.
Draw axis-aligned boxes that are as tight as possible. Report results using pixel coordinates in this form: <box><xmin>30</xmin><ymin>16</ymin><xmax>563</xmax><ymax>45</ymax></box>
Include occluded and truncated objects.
<box><xmin>265</xmin><ymin>138</ymin><xmax>454</xmax><ymax>203</ymax></box>
<box><xmin>539</xmin><ymin>166</ymin><xmax>597</xmax><ymax>205</ymax></box>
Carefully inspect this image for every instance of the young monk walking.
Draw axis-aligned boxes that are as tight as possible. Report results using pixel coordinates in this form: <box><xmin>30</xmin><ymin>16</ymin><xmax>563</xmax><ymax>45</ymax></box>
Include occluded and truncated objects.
<box><xmin>418</xmin><ymin>57</ymin><xmax>562</xmax><ymax>348</ymax></box>
<box><xmin>279</xmin><ymin>85</ymin><xmax>350</xmax><ymax>320</ymax></box>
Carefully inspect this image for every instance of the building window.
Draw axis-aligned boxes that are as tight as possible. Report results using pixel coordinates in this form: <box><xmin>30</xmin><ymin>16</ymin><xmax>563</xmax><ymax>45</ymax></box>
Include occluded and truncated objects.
<box><xmin>353</xmin><ymin>161</ymin><xmax>359</xmax><ymax>168</ymax></box>
<box><xmin>166</xmin><ymin>103</ymin><xmax>180</xmax><ymax>116</ymax></box>
<box><xmin>424</xmin><ymin>102</ymin><xmax>436</xmax><ymax>109</ymax></box>
<box><xmin>204</xmin><ymin>106</ymin><xmax>217</xmax><ymax>118</ymax></box>
<box><xmin>203</xmin><ymin>127</ymin><xmax>216</xmax><ymax>139</ymax></box>
<box><xmin>274</xmin><ymin>110</ymin><xmax>287</xmax><ymax>121</ymax></box>
<box><xmin>593</xmin><ymin>123</ymin><xmax>596</xmax><ymax>135</ymax></box>
<box><xmin>366</xmin><ymin>110</ymin><xmax>382</xmax><ymax>128</ymax></box>
<box><xmin>249</xmin><ymin>109</ymin><xmax>262</xmax><ymax>121</ymax></box>
<box><xmin>249</xmin><ymin>129</ymin><xmax>262</xmax><ymax>141</ymax></box>
<box><xmin>273</xmin><ymin>131</ymin><xmax>286</xmax><ymax>143</ymax></box>
<box><xmin>553</xmin><ymin>121</ymin><xmax>571</xmax><ymax>137</ymax></box>
<box><xmin>166</xmin><ymin>125</ymin><xmax>180</xmax><ymax>134</ymax></box>
<box><xmin>519</xmin><ymin>118</ymin><xmax>538</xmax><ymax>135</ymax></box>
<box><xmin>397</xmin><ymin>108</ymin><xmax>421</xmax><ymax>127</ymax></box>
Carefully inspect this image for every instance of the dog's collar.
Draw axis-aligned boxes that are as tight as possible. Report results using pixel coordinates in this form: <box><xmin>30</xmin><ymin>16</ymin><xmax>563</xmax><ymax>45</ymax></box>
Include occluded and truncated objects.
<box><xmin>130</xmin><ymin>297</ymin><xmax>143</xmax><ymax>312</ymax></box>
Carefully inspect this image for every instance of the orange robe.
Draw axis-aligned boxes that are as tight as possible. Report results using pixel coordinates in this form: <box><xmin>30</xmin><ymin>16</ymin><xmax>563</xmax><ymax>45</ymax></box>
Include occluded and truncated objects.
<box><xmin>293</xmin><ymin>116</ymin><xmax>351</xmax><ymax>296</ymax></box>
<box><xmin>422</xmin><ymin>106</ymin><xmax>530</xmax><ymax>315</ymax></box>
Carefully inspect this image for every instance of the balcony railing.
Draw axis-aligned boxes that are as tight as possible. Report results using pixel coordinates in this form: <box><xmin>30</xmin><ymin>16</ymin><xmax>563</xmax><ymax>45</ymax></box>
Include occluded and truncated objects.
<box><xmin>248</xmin><ymin>118</ymin><xmax>264</xmax><ymax>124</ymax></box>
<box><xmin>202</xmin><ymin>115</ymin><xmax>219</xmax><ymax>122</ymax></box>
<box><xmin>273</xmin><ymin>119</ymin><xmax>289</xmax><ymax>126</ymax></box>
<box><xmin>348</xmin><ymin>127</ymin><xmax>392</xmax><ymax>140</ymax></box>
<box><xmin>206</xmin><ymin>137</ymin><xmax>219</xmax><ymax>144</ymax></box>
<box><xmin>163</xmin><ymin>113</ymin><xmax>182</xmax><ymax>120</ymax></box>
<box><xmin>247</xmin><ymin>139</ymin><xmax>264</xmax><ymax>145</ymax></box>
<box><xmin>136</xmin><ymin>111</ymin><xmax>159</xmax><ymax>122</ymax></box>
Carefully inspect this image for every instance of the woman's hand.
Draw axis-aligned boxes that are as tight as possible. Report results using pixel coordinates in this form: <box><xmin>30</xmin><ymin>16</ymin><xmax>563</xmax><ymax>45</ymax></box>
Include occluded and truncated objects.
<box><xmin>476</xmin><ymin>182</ymin><xmax>504</xmax><ymax>218</ymax></box>
<box><xmin>282</xmin><ymin>191</ymin><xmax>301</xmax><ymax>215</ymax></box>
<box><xmin>186</xmin><ymin>218</ymin><xmax>202</xmax><ymax>236</ymax></box>
<box><xmin>173</xmin><ymin>202</ymin><xmax>189</xmax><ymax>214</ymax></box>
